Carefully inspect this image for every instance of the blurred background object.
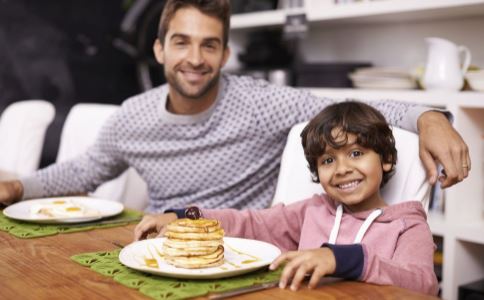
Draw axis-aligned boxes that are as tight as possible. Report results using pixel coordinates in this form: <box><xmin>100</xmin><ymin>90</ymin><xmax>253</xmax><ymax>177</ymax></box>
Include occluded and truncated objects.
<box><xmin>231</xmin><ymin>0</ymin><xmax>278</xmax><ymax>14</ymax></box>
<box><xmin>0</xmin><ymin>100</ymin><xmax>55</xmax><ymax>177</ymax></box>
<box><xmin>422</xmin><ymin>37</ymin><xmax>471</xmax><ymax>91</ymax></box>
<box><xmin>349</xmin><ymin>67</ymin><xmax>417</xmax><ymax>90</ymax></box>
<box><xmin>0</xmin><ymin>0</ymin><xmax>141</xmax><ymax>167</ymax></box>
<box><xmin>465</xmin><ymin>69</ymin><xmax>484</xmax><ymax>92</ymax></box>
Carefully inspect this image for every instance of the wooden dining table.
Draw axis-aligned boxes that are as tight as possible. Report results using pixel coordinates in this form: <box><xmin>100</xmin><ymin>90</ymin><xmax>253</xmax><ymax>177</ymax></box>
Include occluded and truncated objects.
<box><xmin>0</xmin><ymin>223</ymin><xmax>439</xmax><ymax>299</ymax></box>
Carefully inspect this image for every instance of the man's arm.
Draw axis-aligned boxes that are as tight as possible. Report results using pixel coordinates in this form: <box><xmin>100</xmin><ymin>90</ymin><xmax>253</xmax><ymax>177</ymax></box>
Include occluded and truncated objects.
<box><xmin>4</xmin><ymin>110</ymin><xmax>128</xmax><ymax>204</ymax></box>
<box><xmin>296</xmin><ymin>91</ymin><xmax>470</xmax><ymax>188</ymax></box>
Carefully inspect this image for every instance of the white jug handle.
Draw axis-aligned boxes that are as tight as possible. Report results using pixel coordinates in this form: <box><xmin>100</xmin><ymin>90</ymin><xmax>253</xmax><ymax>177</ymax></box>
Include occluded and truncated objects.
<box><xmin>458</xmin><ymin>45</ymin><xmax>471</xmax><ymax>75</ymax></box>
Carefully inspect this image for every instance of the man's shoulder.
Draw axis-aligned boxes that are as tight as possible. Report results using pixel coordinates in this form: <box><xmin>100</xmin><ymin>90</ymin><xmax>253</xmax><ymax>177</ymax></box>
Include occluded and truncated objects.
<box><xmin>121</xmin><ymin>86</ymin><xmax>165</xmax><ymax>107</ymax></box>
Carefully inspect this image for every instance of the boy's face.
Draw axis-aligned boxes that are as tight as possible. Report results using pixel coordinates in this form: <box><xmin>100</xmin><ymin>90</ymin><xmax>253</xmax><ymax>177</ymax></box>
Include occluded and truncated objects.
<box><xmin>317</xmin><ymin>130</ymin><xmax>392</xmax><ymax>212</ymax></box>
<box><xmin>153</xmin><ymin>6</ymin><xmax>230</xmax><ymax>100</ymax></box>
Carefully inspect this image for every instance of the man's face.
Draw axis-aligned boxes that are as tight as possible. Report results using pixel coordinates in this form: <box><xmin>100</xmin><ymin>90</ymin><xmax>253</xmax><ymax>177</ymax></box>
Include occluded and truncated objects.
<box><xmin>154</xmin><ymin>7</ymin><xmax>229</xmax><ymax>100</ymax></box>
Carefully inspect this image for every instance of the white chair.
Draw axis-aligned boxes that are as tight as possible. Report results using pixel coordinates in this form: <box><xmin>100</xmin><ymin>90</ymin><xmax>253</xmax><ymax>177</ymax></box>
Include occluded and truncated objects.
<box><xmin>272</xmin><ymin>122</ymin><xmax>430</xmax><ymax>210</ymax></box>
<box><xmin>57</xmin><ymin>103</ymin><xmax>149</xmax><ymax>211</ymax></box>
<box><xmin>0</xmin><ymin>100</ymin><xmax>55</xmax><ymax>178</ymax></box>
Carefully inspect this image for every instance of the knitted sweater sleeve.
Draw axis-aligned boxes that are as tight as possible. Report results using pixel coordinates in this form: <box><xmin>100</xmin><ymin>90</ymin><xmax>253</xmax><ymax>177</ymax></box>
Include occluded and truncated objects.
<box><xmin>361</xmin><ymin>218</ymin><xmax>439</xmax><ymax>295</ymax></box>
<box><xmin>20</xmin><ymin>110</ymin><xmax>128</xmax><ymax>199</ymax></box>
<box><xmin>248</xmin><ymin>80</ymin><xmax>446</xmax><ymax>135</ymax></box>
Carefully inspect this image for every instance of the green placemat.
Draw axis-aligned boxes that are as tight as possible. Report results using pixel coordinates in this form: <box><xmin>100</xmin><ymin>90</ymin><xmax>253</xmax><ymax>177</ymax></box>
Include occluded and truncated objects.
<box><xmin>71</xmin><ymin>249</ymin><xmax>282</xmax><ymax>300</ymax></box>
<box><xmin>0</xmin><ymin>209</ymin><xmax>143</xmax><ymax>239</ymax></box>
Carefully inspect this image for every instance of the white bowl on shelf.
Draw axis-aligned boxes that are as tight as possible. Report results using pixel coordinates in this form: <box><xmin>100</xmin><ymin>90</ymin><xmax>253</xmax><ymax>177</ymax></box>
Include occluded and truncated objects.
<box><xmin>465</xmin><ymin>70</ymin><xmax>484</xmax><ymax>92</ymax></box>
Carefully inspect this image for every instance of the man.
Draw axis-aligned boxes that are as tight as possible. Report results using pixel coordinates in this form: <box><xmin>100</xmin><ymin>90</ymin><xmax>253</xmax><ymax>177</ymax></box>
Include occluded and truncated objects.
<box><xmin>0</xmin><ymin>0</ymin><xmax>470</xmax><ymax>212</ymax></box>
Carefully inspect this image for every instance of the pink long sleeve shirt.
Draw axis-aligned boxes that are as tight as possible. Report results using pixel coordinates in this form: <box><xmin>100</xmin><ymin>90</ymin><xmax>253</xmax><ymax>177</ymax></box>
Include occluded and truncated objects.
<box><xmin>201</xmin><ymin>194</ymin><xmax>438</xmax><ymax>295</ymax></box>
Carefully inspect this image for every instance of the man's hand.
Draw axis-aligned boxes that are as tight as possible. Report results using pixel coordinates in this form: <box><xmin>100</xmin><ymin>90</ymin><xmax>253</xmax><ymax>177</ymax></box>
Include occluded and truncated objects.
<box><xmin>133</xmin><ymin>213</ymin><xmax>177</xmax><ymax>241</ymax></box>
<box><xmin>417</xmin><ymin>111</ymin><xmax>470</xmax><ymax>188</ymax></box>
<box><xmin>0</xmin><ymin>180</ymin><xmax>24</xmax><ymax>207</ymax></box>
<box><xmin>269</xmin><ymin>248</ymin><xmax>336</xmax><ymax>291</ymax></box>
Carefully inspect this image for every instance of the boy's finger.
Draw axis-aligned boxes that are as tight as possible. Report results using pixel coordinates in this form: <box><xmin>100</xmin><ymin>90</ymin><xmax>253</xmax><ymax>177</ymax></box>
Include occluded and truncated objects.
<box><xmin>269</xmin><ymin>252</ymin><xmax>291</xmax><ymax>270</ymax></box>
<box><xmin>290</xmin><ymin>265</ymin><xmax>310</xmax><ymax>291</ymax></box>
<box><xmin>134</xmin><ymin>220</ymin><xmax>155</xmax><ymax>241</ymax></box>
<box><xmin>279</xmin><ymin>260</ymin><xmax>299</xmax><ymax>289</ymax></box>
<box><xmin>308</xmin><ymin>266</ymin><xmax>326</xmax><ymax>289</ymax></box>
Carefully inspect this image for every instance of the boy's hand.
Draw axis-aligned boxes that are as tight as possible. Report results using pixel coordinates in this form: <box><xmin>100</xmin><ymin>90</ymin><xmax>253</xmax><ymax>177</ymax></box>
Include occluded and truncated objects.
<box><xmin>133</xmin><ymin>213</ymin><xmax>177</xmax><ymax>241</ymax></box>
<box><xmin>269</xmin><ymin>248</ymin><xmax>336</xmax><ymax>291</ymax></box>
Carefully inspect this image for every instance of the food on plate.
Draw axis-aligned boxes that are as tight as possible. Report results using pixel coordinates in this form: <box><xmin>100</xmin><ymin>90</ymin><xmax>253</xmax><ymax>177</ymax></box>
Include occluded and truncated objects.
<box><xmin>30</xmin><ymin>199</ymin><xmax>100</xmax><ymax>218</ymax></box>
<box><xmin>163</xmin><ymin>218</ymin><xmax>225</xmax><ymax>269</ymax></box>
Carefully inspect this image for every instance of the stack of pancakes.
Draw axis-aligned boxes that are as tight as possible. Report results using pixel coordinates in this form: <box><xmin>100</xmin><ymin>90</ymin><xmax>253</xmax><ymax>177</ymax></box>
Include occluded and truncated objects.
<box><xmin>163</xmin><ymin>218</ymin><xmax>225</xmax><ymax>269</ymax></box>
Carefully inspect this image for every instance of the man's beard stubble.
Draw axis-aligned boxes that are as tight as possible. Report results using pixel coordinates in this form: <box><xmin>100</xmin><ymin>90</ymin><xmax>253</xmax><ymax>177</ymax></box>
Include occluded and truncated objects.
<box><xmin>166</xmin><ymin>68</ymin><xmax>221</xmax><ymax>100</ymax></box>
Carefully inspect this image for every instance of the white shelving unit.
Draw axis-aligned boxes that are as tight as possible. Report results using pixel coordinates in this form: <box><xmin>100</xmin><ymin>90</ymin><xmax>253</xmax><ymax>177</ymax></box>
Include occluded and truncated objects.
<box><xmin>230</xmin><ymin>2</ymin><xmax>484</xmax><ymax>299</ymax></box>
<box><xmin>231</xmin><ymin>0</ymin><xmax>484</xmax><ymax>29</ymax></box>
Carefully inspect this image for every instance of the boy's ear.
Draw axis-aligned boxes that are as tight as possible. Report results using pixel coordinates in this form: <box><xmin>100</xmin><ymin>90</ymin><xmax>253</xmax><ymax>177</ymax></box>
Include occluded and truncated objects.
<box><xmin>382</xmin><ymin>162</ymin><xmax>393</xmax><ymax>172</ymax></box>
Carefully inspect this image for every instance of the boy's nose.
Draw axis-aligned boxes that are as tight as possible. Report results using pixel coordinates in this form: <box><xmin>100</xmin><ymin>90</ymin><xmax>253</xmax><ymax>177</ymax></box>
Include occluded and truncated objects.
<box><xmin>335</xmin><ymin>160</ymin><xmax>353</xmax><ymax>175</ymax></box>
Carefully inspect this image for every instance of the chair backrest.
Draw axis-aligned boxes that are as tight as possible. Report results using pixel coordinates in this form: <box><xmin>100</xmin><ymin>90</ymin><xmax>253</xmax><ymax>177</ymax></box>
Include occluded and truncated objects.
<box><xmin>0</xmin><ymin>100</ymin><xmax>55</xmax><ymax>177</ymax></box>
<box><xmin>57</xmin><ymin>103</ymin><xmax>149</xmax><ymax>211</ymax></box>
<box><xmin>272</xmin><ymin>122</ymin><xmax>430</xmax><ymax>210</ymax></box>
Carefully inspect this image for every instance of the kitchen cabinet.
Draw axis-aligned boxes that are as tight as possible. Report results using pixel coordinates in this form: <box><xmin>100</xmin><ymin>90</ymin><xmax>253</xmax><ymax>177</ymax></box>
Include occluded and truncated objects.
<box><xmin>229</xmin><ymin>1</ymin><xmax>484</xmax><ymax>299</ymax></box>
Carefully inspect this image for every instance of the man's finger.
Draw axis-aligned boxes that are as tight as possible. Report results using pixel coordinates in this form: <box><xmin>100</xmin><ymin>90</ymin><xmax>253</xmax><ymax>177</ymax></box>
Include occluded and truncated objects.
<box><xmin>439</xmin><ymin>149</ymin><xmax>460</xmax><ymax>188</ymax></box>
<box><xmin>419</xmin><ymin>147</ymin><xmax>438</xmax><ymax>185</ymax></box>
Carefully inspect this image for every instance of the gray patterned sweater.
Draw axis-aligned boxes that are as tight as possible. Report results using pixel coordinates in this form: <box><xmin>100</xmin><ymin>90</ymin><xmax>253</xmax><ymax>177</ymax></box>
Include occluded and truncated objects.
<box><xmin>21</xmin><ymin>74</ymin><xmax>425</xmax><ymax>212</ymax></box>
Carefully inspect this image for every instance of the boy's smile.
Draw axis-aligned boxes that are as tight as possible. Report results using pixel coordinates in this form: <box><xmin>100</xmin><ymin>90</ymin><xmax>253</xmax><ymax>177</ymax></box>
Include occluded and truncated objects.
<box><xmin>317</xmin><ymin>131</ymin><xmax>392</xmax><ymax>212</ymax></box>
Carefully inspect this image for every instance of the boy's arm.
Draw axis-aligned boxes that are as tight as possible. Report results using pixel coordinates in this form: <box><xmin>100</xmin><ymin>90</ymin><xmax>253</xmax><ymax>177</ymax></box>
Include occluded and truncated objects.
<box><xmin>358</xmin><ymin>221</ymin><xmax>438</xmax><ymax>295</ymax></box>
<box><xmin>201</xmin><ymin>204</ymin><xmax>303</xmax><ymax>252</ymax></box>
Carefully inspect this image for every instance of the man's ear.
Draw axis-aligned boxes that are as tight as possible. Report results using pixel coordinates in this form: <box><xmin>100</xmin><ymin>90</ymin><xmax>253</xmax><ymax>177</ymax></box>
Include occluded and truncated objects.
<box><xmin>153</xmin><ymin>39</ymin><xmax>164</xmax><ymax>64</ymax></box>
<box><xmin>221</xmin><ymin>46</ymin><xmax>231</xmax><ymax>68</ymax></box>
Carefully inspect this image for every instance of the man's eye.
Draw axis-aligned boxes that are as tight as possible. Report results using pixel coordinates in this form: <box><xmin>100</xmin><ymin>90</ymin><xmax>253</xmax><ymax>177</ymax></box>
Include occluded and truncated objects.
<box><xmin>204</xmin><ymin>43</ymin><xmax>216</xmax><ymax>50</ymax></box>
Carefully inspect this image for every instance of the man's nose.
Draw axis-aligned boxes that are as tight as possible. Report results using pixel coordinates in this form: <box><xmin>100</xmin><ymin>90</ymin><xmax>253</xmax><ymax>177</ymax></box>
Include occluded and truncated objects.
<box><xmin>187</xmin><ymin>46</ymin><xmax>204</xmax><ymax>66</ymax></box>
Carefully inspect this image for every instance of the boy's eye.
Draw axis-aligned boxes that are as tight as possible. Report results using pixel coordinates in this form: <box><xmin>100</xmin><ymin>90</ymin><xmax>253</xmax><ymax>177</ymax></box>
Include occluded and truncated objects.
<box><xmin>350</xmin><ymin>150</ymin><xmax>363</xmax><ymax>158</ymax></box>
<box><xmin>322</xmin><ymin>157</ymin><xmax>334</xmax><ymax>165</ymax></box>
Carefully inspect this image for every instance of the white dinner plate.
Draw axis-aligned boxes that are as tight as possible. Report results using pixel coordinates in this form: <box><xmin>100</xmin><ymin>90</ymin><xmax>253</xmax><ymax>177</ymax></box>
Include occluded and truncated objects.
<box><xmin>3</xmin><ymin>196</ymin><xmax>124</xmax><ymax>224</ymax></box>
<box><xmin>119</xmin><ymin>237</ymin><xmax>281</xmax><ymax>279</ymax></box>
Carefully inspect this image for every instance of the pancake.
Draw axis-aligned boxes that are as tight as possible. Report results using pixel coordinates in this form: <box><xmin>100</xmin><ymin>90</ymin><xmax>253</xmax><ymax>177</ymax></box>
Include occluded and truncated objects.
<box><xmin>162</xmin><ymin>244</ymin><xmax>220</xmax><ymax>257</ymax></box>
<box><xmin>164</xmin><ymin>229</ymin><xmax>224</xmax><ymax>240</ymax></box>
<box><xmin>163</xmin><ymin>218</ymin><xmax>225</xmax><ymax>269</ymax></box>
<box><xmin>163</xmin><ymin>238</ymin><xmax>223</xmax><ymax>249</ymax></box>
<box><xmin>166</xmin><ymin>218</ymin><xmax>221</xmax><ymax>233</ymax></box>
<box><xmin>165</xmin><ymin>245</ymin><xmax>224</xmax><ymax>269</ymax></box>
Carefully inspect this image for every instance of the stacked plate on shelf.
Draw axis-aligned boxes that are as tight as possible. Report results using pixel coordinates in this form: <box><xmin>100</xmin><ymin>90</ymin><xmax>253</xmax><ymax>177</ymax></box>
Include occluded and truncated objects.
<box><xmin>349</xmin><ymin>67</ymin><xmax>418</xmax><ymax>90</ymax></box>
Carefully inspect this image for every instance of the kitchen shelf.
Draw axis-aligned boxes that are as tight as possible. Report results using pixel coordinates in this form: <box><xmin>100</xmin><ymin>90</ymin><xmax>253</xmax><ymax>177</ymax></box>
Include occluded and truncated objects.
<box><xmin>454</xmin><ymin>221</ymin><xmax>484</xmax><ymax>244</ymax></box>
<box><xmin>230</xmin><ymin>0</ymin><xmax>484</xmax><ymax>30</ymax></box>
<box><xmin>307</xmin><ymin>0</ymin><xmax>484</xmax><ymax>25</ymax></box>
<box><xmin>231</xmin><ymin>9</ymin><xmax>286</xmax><ymax>30</ymax></box>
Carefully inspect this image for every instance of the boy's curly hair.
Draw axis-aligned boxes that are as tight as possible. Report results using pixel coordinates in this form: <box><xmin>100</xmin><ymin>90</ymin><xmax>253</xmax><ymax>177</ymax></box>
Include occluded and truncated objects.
<box><xmin>301</xmin><ymin>101</ymin><xmax>397</xmax><ymax>187</ymax></box>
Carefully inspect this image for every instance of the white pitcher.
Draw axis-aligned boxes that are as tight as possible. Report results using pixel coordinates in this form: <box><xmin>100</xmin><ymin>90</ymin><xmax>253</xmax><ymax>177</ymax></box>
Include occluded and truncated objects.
<box><xmin>423</xmin><ymin>37</ymin><xmax>471</xmax><ymax>91</ymax></box>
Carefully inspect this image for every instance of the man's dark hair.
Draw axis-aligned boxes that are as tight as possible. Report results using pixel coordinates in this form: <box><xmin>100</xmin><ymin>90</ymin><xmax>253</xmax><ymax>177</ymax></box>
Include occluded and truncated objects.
<box><xmin>301</xmin><ymin>101</ymin><xmax>397</xmax><ymax>187</ymax></box>
<box><xmin>158</xmin><ymin>0</ymin><xmax>230</xmax><ymax>48</ymax></box>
